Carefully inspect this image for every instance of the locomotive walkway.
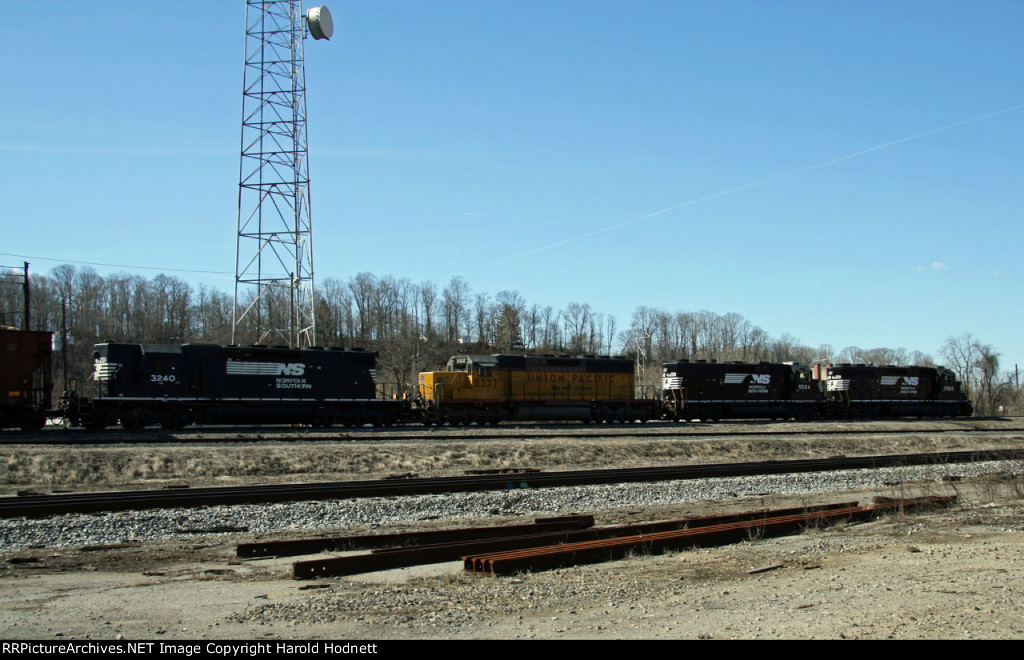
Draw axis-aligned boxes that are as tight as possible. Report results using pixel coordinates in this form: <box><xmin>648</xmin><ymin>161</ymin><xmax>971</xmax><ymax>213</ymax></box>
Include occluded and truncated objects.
<box><xmin>2</xmin><ymin>449</ymin><xmax>1020</xmax><ymax>519</ymax></box>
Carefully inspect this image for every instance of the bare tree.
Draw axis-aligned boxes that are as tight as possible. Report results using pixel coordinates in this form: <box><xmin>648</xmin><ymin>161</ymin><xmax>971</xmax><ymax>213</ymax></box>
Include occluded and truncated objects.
<box><xmin>473</xmin><ymin>292</ymin><xmax>493</xmax><ymax>348</ymax></box>
<box><xmin>562</xmin><ymin>302</ymin><xmax>592</xmax><ymax>354</ymax></box>
<box><xmin>941</xmin><ymin>332</ymin><xmax>1001</xmax><ymax>416</ymax></box>
<box><xmin>419</xmin><ymin>281</ymin><xmax>438</xmax><ymax>341</ymax></box>
<box><xmin>442</xmin><ymin>276</ymin><xmax>471</xmax><ymax>348</ymax></box>
<box><xmin>494</xmin><ymin>290</ymin><xmax>526</xmax><ymax>352</ymax></box>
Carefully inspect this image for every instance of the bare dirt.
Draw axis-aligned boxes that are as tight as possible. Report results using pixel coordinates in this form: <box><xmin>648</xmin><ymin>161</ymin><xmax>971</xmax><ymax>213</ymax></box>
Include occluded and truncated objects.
<box><xmin>1</xmin><ymin>419</ymin><xmax>1023</xmax><ymax>640</ymax></box>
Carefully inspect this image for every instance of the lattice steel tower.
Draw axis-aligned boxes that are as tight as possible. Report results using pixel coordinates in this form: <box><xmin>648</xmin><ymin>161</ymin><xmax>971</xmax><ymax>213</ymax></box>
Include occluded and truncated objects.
<box><xmin>233</xmin><ymin>2</ymin><xmax>333</xmax><ymax>347</ymax></box>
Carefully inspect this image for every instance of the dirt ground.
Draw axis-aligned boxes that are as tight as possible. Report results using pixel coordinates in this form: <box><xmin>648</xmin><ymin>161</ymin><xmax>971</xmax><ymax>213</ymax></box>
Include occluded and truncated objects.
<box><xmin>1</xmin><ymin>420</ymin><xmax>1023</xmax><ymax>640</ymax></box>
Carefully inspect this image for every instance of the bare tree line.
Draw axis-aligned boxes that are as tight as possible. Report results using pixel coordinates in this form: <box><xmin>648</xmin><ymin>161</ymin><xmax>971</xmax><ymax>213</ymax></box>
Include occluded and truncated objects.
<box><xmin>1</xmin><ymin>265</ymin><xmax>1019</xmax><ymax>414</ymax></box>
<box><xmin>939</xmin><ymin>332</ymin><xmax>1018</xmax><ymax>416</ymax></box>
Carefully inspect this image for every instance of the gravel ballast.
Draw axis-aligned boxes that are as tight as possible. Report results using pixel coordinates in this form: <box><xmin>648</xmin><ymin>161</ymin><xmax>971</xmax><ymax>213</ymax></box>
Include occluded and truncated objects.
<box><xmin>3</xmin><ymin>459</ymin><xmax>1020</xmax><ymax>551</ymax></box>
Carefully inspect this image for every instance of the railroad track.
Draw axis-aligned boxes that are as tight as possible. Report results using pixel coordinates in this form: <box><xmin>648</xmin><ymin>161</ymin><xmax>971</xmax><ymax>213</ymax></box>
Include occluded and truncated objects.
<box><xmin>2</xmin><ymin>449</ymin><xmax>1020</xmax><ymax>519</ymax></box>
<box><xmin>3</xmin><ymin>420</ymin><xmax>1022</xmax><ymax>445</ymax></box>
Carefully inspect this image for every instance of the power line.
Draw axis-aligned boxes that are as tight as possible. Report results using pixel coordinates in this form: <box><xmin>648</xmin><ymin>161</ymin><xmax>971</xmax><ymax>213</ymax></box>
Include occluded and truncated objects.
<box><xmin>0</xmin><ymin>252</ymin><xmax>232</xmax><ymax>277</ymax></box>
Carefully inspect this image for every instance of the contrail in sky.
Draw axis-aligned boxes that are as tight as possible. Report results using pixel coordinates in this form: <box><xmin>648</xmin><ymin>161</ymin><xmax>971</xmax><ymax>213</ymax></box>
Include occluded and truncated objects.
<box><xmin>494</xmin><ymin>102</ymin><xmax>1024</xmax><ymax>264</ymax></box>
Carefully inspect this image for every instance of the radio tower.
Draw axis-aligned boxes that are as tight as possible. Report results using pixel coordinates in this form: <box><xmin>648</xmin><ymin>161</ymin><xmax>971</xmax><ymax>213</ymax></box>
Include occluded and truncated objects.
<box><xmin>233</xmin><ymin>2</ymin><xmax>333</xmax><ymax>348</ymax></box>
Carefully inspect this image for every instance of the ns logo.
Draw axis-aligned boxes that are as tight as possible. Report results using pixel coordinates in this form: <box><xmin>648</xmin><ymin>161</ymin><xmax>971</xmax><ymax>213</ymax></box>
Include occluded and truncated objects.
<box><xmin>881</xmin><ymin>375</ymin><xmax>919</xmax><ymax>386</ymax></box>
<box><xmin>750</xmin><ymin>374</ymin><xmax>771</xmax><ymax>385</ymax></box>
<box><xmin>276</xmin><ymin>363</ymin><xmax>306</xmax><ymax>376</ymax></box>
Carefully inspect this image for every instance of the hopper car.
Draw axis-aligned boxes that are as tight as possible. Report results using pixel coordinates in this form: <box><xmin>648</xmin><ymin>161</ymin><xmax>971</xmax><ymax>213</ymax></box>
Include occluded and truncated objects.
<box><xmin>0</xmin><ymin>327</ymin><xmax>53</xmax><ymax>430</ymax></box>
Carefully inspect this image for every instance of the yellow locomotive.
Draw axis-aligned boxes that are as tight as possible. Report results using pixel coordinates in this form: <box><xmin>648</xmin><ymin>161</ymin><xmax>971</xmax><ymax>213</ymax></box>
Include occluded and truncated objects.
<box><xmin>417</xmin><ymin>354</ymin><xmax>659</xmax><ymax>424</ymax></box>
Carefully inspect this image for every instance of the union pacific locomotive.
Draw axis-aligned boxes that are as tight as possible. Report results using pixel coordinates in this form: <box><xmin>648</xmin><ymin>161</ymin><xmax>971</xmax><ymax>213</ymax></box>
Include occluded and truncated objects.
<box><xmin>418</xmin><ymin>354</ymin><xmax>661</xmax><ymax>424</ymax></box>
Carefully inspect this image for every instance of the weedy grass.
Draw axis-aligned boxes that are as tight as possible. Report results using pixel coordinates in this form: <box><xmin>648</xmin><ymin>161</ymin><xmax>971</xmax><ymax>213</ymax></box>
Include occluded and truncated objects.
<box><xmin>1</xmin><ymin>420</ymin><xmax>1021</xmax><ymax>494</ymax></box>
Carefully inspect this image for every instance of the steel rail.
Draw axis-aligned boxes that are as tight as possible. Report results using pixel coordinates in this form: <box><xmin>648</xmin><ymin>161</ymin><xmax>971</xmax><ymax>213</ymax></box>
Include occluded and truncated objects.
<box><xmin>288</xmin><ymin>503</ymin><xmax>858</xmax><ymax>579</ymax></box>
<box><xmin>1</xmin><ymin>450</ymin><xmax>1018</xmax><ymax>519</ymax></box>
<box><xmin>463</xmin><ymin>496</ymin><xmax>957</xmax><ymax>576</ymax></box>
<box><xmin>237</xmin><ymin>515</ymin><xmax>595</xmax><ymax>558</ymax></box>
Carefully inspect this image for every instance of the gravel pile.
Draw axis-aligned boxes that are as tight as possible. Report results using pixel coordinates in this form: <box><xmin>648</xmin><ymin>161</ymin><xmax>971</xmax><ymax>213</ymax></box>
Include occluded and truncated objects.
<box><xmin>2</xmin><ymin>459</ymin><xmax>1020</xmax><ymax>552</ymax></box>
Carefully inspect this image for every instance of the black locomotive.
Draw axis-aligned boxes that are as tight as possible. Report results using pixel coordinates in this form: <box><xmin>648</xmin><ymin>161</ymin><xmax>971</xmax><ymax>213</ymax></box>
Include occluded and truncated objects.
<box><xmin>661</xmin><ymin>360</ymin><xmax>973</xmax><ymax>421</ymax></box>
<box><xmin>67</xmin><ymin>342</ymin><xmax>403</xmax><ymax>429</ymax></box>
<box><xmin>660</xmin><ymin>360</ymin><xmax>819</xmax><ymax>421</ymax></box>
<box><xmin>820</xmin><ymin>363</ymin><xmax>973</xmax><ymax>419</ymax></box>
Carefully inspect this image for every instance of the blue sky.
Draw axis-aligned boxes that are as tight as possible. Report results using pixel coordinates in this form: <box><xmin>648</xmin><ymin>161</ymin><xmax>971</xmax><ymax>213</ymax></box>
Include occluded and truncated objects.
<box><xmin>2</xmin><ymin>1</ymin><xmax>1022</xmax><ymax>372</ymax></box>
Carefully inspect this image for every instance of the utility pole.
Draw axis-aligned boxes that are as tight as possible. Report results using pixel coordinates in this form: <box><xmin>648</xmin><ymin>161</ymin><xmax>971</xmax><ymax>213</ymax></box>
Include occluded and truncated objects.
<box><xmin>22</xmin><ymin>262</ymin><xmax>30</xmax><ymax>331</ymax></box>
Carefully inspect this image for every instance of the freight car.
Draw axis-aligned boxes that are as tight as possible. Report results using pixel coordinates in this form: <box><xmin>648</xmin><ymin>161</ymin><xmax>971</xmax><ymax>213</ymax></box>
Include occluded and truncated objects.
<box><xmin>819</xmin><ymin>363</ymin><xmax>973</xmax><ymax>418</ymax></box>
<box><xmin>661</xmin><ymin>359</ymin><xmax>973</xmax><ymax>420</ymax></box>
<box><xmin>661</xmin><ymin>360</ymin><xmax>818</xmax><ymax>421</ymax></box>
<box><xmin>417</xmin><ymin>354</ymin><xmax>661</xmax><ymax>424</ymax></box>
<box><xmin>67</xmin><ymin>342</ymin><xmax>403</xmax><ymax>429</ymax></box>
<box><xmin>0</xmin><ymin>327</ymin><xmax>53</xmax><ymax>430</ymax></box>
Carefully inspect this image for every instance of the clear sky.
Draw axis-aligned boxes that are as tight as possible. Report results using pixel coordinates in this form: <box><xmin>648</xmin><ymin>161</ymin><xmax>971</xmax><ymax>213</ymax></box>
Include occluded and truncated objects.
<box><xmin>2</xmin><ymin>1</ymin><xmax>1022</xmax><ymax>372</ymax></box>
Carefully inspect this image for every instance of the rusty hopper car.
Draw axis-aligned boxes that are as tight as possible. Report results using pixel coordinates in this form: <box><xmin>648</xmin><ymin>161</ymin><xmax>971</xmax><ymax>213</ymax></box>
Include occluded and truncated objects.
<box><xmin>69</xmin><ymin>343</ymin><xmax>401</xmax><ymax>429</ymax></box>
<box><xmin>0</xmin><ymin>328</ymin><xmax>53</xmax><ymax>430</ymax></box>
<box><xmin>820</xmin><ymin>364</ymin><xmax>973</xmax><ymax>418</ymax></box>
<box><xmin>661</xmin><ymin>360</ymin><xmax>818</xmax><ymax>421</ymax></box>
<box><xmin>418</xmin><ymin>354</ymin><xmax>660</xmax><ymax>424</ymax></box>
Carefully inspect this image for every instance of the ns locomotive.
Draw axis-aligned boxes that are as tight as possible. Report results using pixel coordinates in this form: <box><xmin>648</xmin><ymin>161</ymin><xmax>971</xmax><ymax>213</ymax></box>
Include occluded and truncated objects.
<box><xmin>660</xmin><ymin>359</ymin><xmax>973</xmax><ymax>421</ymax></box>
<box><xmin>67</xmin><ymin>342</ymin><xmax>403</xmax><ymax>430</ymax></box>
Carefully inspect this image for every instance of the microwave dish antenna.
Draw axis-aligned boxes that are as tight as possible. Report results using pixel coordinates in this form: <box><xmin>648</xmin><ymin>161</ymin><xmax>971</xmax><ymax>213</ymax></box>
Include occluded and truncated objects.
<box><xmin>306</xmin><ymin>6</ymin><xmax>334</xmax><ymax>40</ymax></box>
